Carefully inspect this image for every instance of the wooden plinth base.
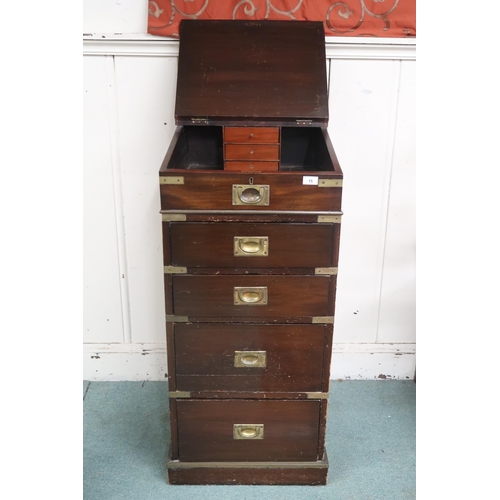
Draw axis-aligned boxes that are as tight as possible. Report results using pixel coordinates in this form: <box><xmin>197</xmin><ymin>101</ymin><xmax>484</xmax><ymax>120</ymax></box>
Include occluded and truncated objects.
<box><xmin>167</xmin><ymin>455</ymin><xmax>328</xmax><ymax>485</ymax></box>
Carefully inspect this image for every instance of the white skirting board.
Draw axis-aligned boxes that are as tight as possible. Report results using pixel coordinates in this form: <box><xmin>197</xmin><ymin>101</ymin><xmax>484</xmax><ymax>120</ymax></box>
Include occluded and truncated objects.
<box><xmin>83</xmin><ymin>344</ymin><xmax>167</xmax><ymax>382</ymax></box>
<box><xmin>83</xmin><ymin>343</ymin><xmax>416</xmax><ymax>381</ymax></box>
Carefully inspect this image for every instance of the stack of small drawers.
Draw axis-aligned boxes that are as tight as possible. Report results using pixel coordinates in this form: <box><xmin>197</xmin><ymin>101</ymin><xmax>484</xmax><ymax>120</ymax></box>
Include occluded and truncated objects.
<box><xmin>223</xmin><ymin>127</ymin><xmax>280</xmax><ymax>172</ymax></box>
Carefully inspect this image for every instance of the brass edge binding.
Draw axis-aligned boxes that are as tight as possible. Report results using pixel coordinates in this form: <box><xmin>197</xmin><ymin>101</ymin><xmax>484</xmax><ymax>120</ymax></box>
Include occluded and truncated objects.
<box><xmin>191</xmin><ymin>118</ymin><xmax>209</xmax><ymax>125</ymax></box>
<box><xmin>164</xmin><ymin>266</ymin><xmax>187</xmax><ymax>274</ymax></box>
<box><xmin>160</xmin><ymin>176</ymin><xmax>184</xmax><ymax>185</ymax></box>
<box><xmin>165</xmin><ymin>315</ymin><xmax>189</xmax><ymax>323</ymax></box>
<box><xmin>317</xmin><ymin>215</ymin><xmax>342</xmax><ymax>223</ymax></box>
<box><xmin>167</xmin><ymin>455</ymin><xmax>329</xmax><ymax>469</ymax></box>
<box><xmin>169</xmin><ymin>391</ymin><xmax>191</xmax><ymax>398</ymax></box>
<box><xmin>162</xmin><ymin>214</ymin><xmax>187</xmax><ymax>222</ymax></box>
<box><xmin>167</xmin><ymin>391</ymin><xmax>328</xmax><ymax>399</ymax></box>
<box><xmin>159</xmin><ymin>210</ymin><xmax>343</xmax><ymax>215</ymax></box>
<box><xmin>312</xmin><ymin>316</ymin><xmax>335</xmax><ymax>324</ymax></box>
<box><xmin>315</xmin><ymin>267</ymin><xmax>338</xmax><ymax>275</ymax></box>
<box><xmin>306</xmin><ymin>392</ymin><xmax>329</xmax><ymax>399</ymax></box>
<box><xmin>318</xmin><ymin>179</ymin><xmax>342</xmax><ymax>188</ymax></box>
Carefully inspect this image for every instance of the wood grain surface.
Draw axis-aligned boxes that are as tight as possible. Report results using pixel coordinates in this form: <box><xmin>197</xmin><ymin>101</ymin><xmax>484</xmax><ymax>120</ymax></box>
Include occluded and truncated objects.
<box><xmin>176</xmin><ymin>399</ymin><xmax>321</xmax><ymax>461</ymax></box>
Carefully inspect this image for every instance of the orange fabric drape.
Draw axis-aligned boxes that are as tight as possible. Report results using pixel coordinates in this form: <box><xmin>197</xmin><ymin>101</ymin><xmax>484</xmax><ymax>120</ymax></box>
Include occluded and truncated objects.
<box><xmin>148</xmin><ymin>0</ymin><xmax>416</xmax><ymax>38</ymax></box>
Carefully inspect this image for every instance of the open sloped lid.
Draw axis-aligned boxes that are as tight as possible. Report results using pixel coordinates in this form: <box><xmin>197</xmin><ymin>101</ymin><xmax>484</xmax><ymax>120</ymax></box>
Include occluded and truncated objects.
<box><xmin>175</xmin><ymin>20</ymin><xmax>329</xmax><ymax>127</ymax></box>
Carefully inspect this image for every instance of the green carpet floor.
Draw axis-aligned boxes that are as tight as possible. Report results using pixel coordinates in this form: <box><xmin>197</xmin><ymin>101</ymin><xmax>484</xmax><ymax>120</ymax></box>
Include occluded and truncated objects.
<box><xmin>83</xmin><ymin>380</ymin><xmax>415</xmax><ymax>499</ymax></box>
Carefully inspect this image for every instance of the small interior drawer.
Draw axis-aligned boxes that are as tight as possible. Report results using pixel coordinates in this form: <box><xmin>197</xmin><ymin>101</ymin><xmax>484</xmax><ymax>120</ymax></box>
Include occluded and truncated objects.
<box><xmin>224</xmin><ymin>161</ymin><xmax>279</xmax><ymax>173</ymax></box>
<box><xmin>224</xmin><ymin>127</ymin><xmax>279</xmax><ymax>144</ymax></box>
<box><xmin>225</xmin><ymin>144</ymin><xmax>279</xmax><ymax>161</ymax></box>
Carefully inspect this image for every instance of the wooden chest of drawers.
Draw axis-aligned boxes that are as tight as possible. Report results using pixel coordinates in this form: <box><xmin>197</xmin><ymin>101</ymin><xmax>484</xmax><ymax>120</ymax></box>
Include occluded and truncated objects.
<box><xmin>159</xmin><ymin>20</ymin><xmax>343</xmax><ymax>485</ymax></box>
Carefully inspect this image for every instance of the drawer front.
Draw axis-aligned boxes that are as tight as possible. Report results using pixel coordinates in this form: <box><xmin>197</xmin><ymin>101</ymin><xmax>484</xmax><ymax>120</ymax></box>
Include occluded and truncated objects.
<box><xmin>160</xmin><ymin>173</ymin><xmax>342</xmax><ymax>211</ymax></box>
<box><xmin>225</xmin><ymin>144</ymin><xmax>279</xmax><ymax>161</ymax></box>
<box><xmin>176</xmin><ymin>399</ymin><xmax>321</xmax><ymax>461</ymax></box>
<box><xmin>172</xmin><ymin>275</ymin><xmax>332</xmax><ymax>319</ymax></box>
<box><xmin>169</xmin><ymin>222</ymin><xmax>335</xmax><ymax>268</ymax></box>
<box><xmin>174</xmin><ymin>323</ymin><xmax>327</xmax><ymax>392</ymax></box>
<box><xmin>224</xmin><ymin>161</ymin><xmax>279</xmax><ymax>172</ymax></box>
<box><xmin>224</xmin><ymin>127</ymin><xmax>279</xmax><ymax>144</ymax></box>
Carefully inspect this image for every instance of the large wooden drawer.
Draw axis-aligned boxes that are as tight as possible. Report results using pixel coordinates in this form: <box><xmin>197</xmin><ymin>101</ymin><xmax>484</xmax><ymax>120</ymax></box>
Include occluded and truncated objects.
<box><xmin>176</xmin><ymin>399</ymin><xmax>321</xmax><ymax>462</ymax></box>
<box><xmin>170</xmin><ymin>275</ymin><xmax>334</xmax><ymax>320</ymax></box>
<box><xmin>167</xmin><ymin>222</ymin><xmax>337</xmax><ymax>269</ymax></box>
<box><xmin>174</xmin><ymin>323</ymin><xmax>328</xmax><ymax>392</ymax></box>
<box><xmin>160</xmin><ymin>171</ymin><xmax>342</xmax><ymax>212</ymax></box>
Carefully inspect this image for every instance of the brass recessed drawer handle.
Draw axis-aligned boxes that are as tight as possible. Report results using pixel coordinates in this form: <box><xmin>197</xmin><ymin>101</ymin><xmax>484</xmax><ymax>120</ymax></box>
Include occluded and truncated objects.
<box><xmin>234</xmin><ymin>286</ymin><xmax>268</xmax><ymax>305</ymax></box>
<box><xmin>234</xmin><ymin>351</ymin><xmax>266</xmax><ymax>368</ymax></box>
<box><xmin>232</xmin><ymin>185</ymin><xmax>270</xmax><ymax>206</ymax></box>
<box><xmin>234</xmin><ymin>236</ymin><xmax>269</xmax><ymax>257</ymax></box>
<box><xmin>233</xmin><ymin>424</ymin><xmax>264</xmax><ymax>439</ymax></box>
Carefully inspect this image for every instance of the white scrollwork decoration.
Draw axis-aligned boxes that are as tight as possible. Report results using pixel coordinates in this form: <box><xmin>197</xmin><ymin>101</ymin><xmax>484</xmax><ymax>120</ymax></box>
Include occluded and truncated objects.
<box><xmin>337</xmin><ymin>5</ymin><xmax>353</xmax><ymax>20</ymax></box>
<box><xmin>148</xmin><ymin>1</ymin><xmax>164</xmax><ymax>19</ymax></box>
<box><xmin>149</xmin><ymin>0</ymin><xmax>407</xmax><ymax>36</ymax></box>
<box><xmin>326</xmin><ymin>0</ymin><xmax>400</xmax><ymax>34</ymax></box>
<box><xmin>172</xmin><ymin>0</ymin><xmax>210</xmax><ymax>18</ymax></box>
<box><xmin>232</xmin><ymin>0</ymin><xmax>258</xmax><ymax>18</ymax></box>
<box><xmin>326</xmin><ymin>2</ymin><xmax>363</xmax><ymax>32</ymax></box>
<box><xmin>233</xmin><ymin>0</ymin><xmax>304</xmax><ymax>20</ymax></box>
<box><xmin>267</xmin><ymin>0</ymin><xmax>304</xmax><ymax>19</ymax></box>
<box><xmin>148</xmin><ymin>0</ymin><xmax>209</xmax><ymax>30</ymax></box>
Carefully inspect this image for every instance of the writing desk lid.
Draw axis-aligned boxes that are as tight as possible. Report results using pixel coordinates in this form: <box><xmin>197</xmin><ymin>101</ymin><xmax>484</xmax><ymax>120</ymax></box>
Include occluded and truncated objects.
<box><xmin>175</xmin><ymin>20</ymin><xmax>329</xmax><ymax>127</ymax></box>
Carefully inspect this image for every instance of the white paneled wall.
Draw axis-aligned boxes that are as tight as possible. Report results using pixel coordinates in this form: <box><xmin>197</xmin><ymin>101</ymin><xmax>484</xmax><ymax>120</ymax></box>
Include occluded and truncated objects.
<box><xmin>83</xmin><ymin>0</ymin><xmax>148</xmax><ymax>34</ymax></box>
<box><xmin>113</xmin><ymin>55</ymin><xmax>178</xmax><ymax>346</ymax></box>
<box><xmin>377</xmin><ymin>61</ymin><xmax>416</xmax><ymax>344</ymax></box>
<box><xmin>83</xmin><ymin>55</ymin><xmax>125</xmax><ymax>344</ymax></box>
<box><xmin>83</xmin><ymin>35</ymin><xmax>416</xmax><ymax>380</ymax></box>
<box><xmin>329</xmin><ymin>58</ymin><xmax>401</xmax><ymax>344</ymax></box>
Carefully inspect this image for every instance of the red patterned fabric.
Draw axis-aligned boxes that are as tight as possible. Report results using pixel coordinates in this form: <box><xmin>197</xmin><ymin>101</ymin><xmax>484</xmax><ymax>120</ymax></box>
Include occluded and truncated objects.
<box><xmin>148</xmin><ymin>0</ymin><xmax>416</xmax><ymax>38</ymax></box>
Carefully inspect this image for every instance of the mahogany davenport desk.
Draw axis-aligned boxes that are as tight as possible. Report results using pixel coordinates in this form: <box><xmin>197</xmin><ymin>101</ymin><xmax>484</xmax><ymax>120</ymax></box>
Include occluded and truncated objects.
<box><xmin>159</xmin><ymin>20</ymin><xmax>343</xmax><ymax>485</ymax></box>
